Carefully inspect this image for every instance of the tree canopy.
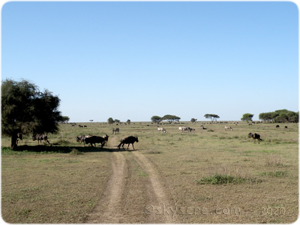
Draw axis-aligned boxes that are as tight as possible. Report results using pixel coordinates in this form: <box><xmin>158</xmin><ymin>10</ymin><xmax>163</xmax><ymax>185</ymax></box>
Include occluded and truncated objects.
<box><xmin>161</xmin><ymin>114</ymin><xmax>181</xmax><ymax>123</ymax></box>
<box><xmin>2</xmin><ymin>79</ymin><xmax>63</xmax><ymax>149</ymax></box>
<box><xmin>151</xmin><ymin>116</ymin><xmax>162</xmax><ymax>123</ymax></box>
<box><xmin>107</xmin><ymin>117</ymin><xmax>114</xmax><ymax>124</ymax></box>
<box><xmin>241</xmin><ymin>113</ymin><xmax>254</xmax><ymax>122</ymax></box>
<box><xmin>191</xmin><ymin>118</ymin><xmax>197</xmax><ymax>123</ymax></box>
<box><xmin>259</xmin><ymin>109</ymin><xmax>298</xmax><ymax>123</ymax></box>
<box><xmin>204</xmin><ymin>114</ymin><xmax>220</xmax><ymax>122</ymax></box>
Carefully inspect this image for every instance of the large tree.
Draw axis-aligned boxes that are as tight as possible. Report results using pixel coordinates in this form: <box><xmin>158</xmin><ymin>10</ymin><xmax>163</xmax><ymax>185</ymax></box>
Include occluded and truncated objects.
<box><xmin>2</xmin><ymin>79</ymin><xmax>63</xmax><ymax>149</ymax></box>
<box><xmin>259</xmin><ymin>109</ymin><xmax>298</xmax><ymax>123</ymax></box>
<box><xmin>161</xmin><ymin>114</ymin><xmax>181</xmax><ymax>123</ymax></box>
<box><xmin>151</xmin><ymin>116</ymin><xmax>162</xmax><ymax>124</ymax></box>
<box><xmin>241</xmin><ymin>113</ymin><xmax>254</xmax><ymax>122</ymax></box>
<box><xmin>107</xmin><ymin>117</ymin><xmax>114</xmax><ymax>124</ymax></box>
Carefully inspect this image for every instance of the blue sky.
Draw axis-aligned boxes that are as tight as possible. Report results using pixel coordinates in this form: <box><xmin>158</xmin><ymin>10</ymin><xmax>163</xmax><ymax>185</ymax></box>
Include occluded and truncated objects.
<box><xmin>1</xmin><ymin>1</ymin><xmax>299</xmax><ymax>122</ymax></box>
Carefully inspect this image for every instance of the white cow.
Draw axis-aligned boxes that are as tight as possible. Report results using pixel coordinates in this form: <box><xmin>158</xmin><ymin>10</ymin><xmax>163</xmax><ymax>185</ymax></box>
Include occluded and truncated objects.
<box><xmin>158</xmin><ymin>127</ymin><xmax>166</xmax><ymax>133</ymax></box>
<box><xmin>225</xmin><ymin>126</ymin><xmax>233</xmax><ymax>131</ymax></box>
<box><xmin>179</xmin><ymin>127</ymin><xmax>190</xmax><ymax>132</ymax></box>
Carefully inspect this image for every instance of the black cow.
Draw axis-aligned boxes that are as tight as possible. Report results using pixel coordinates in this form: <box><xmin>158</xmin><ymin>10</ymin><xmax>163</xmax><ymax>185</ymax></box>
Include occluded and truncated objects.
<box><xmin>117</xmin><ymin>136</ymin><xmax>139</xmax><ymax>150</ymax></box>
<box><xmin>276</xmin><ymin>125</ymin><xmax>280</xmax><ymax>128</ymax></box>
<box><xmin>32</xmin><ymin>134</ymin><xmax>51</xmax><ymax>145</ymax></box>
<box><xmin>85</xmin><ymin>134</ymin><xmax>109</xmax><ymax>148</ymax></box>
<box><xmin>248</xmin><ymin>132</ymin><xmax>262</xmax><ymax>144</ymax></box>
<box><xmin>112</xmin><ymin>128</ymin><xmax>120</xmax><ymax>134</ymax></box>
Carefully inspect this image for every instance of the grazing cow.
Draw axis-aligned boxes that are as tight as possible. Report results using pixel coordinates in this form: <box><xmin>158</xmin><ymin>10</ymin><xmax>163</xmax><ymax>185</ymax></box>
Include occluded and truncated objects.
<box><xmin>84</xmin><ymin>134</ymin><xmax>109</xmax><ymax>148</ymax></box>
<box><xmin>285</xmin><ymin>126</ymin><xmax>288</xmax><ymax>129</ymax></box>
<box><xmin>248</xmin><ymin>132</ymin><xmax>262</xmax><ymax>144</ymax></box>
<box><xmin>118</xmin><ymin>136</ymin><xmax>139</xmax><ymax>150</ymax></box>
<box><xmin>179</xmin><ymin>127</ymin><xmax>186</xmax><ymax>132</ymax></box>
<box><xmin>276</xmin><ymin>125</ymin><xmax>280</xmax><ymax>128</ymax></box>
<box><xmin>112</xmin><ymin>128</ymin><xmax>120</xmax><ymax>134</ymax></box>
<box><xmin>32</xmin><ymin>134</ymin><xmax>51</xmax><ymax>145</ymax></box>
<box><xmin>179</xmin><ymin>127</ymin><xmax>192</xmax><ymax>132</ymax></box>
<box><xmin>225</xmin><ymin>126</ymin><xmax>233</xmax><ymax>131</ymax></box>
<box><xmin>157</xmin><ymin>127</ymin><xmax>166</xmax><ymax>133</ymax></box>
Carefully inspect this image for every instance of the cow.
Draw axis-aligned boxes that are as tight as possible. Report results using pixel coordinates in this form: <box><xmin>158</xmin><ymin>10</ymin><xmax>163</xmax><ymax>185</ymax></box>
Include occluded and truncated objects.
<box><xmin>117</xmin><ymin>136</ymin><xmax>139</xmax><ymax>150</ymax></box>
<box><xmin>276</xmin><ymin>125</ymin><xmax>280</xmax><ymax>128</ymax></box>
<box><xmin>179</xmin><ymin>127</ymin><xmax>191</xmax><ymax>132</ymax></box>
<box><xmin>84</xmin><ymin>134</ymin><xmax>109</xmax><ymax>148</ymax></box>
<box><xmin>157</xmin><ymin>127</ymin><xmax>166</xmax><ymax>133</ymax></box>
<box><xmin>179</xmin><ymin>127</ymin><xmax>186</xmax><ymax>132</ymax></box>
<box><xmin>285</xmin><ymin>126</ymin><xmax>288</xmax><ymax>129</ymax></box>
<box><xmin>248</xmin><ymin>132</ymin><xmax>262</xmax><ymax>144</ymax></box>
<box><xmin>188</xmin><ymin>127</ymin><xmax>195</xmax><ymax>132</ymax></box>
<box><xmin>112</xmin><ymin>128</ymin><xmax>120</xmax><ymax>134</ymax></box>
<box><xmin>32</xmin><ymin>134</ymin><xmax>51</xmax><ymax>145</ymax></box>
<box><xmin>225</xmin><ymin>126</ymin><xmax>233</xmax><ymax>131</ymax></box>
<box><xmin>76</xmin><ymin>135</ymin><xmax>92</xmax><ymax>143</ymax></box>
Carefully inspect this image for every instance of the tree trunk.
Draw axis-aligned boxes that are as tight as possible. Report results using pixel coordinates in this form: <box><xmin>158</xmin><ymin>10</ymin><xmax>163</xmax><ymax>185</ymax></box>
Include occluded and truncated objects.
<box><xmin>10</xmin><ymin>134</ymin><xmax>18</xmax><ymax>150</ymax></box>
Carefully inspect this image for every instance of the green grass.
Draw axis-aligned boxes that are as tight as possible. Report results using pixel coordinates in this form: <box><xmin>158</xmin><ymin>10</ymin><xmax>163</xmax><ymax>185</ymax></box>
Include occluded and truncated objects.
<box><xmin>260</xmin><ymin>171</ymin><xmax>287</xmax><ymax>177</ymax></box>
<box><xmin>1</xmin><ymin>121</ymin><xmax>299</xmax><ymax>223</ymax></box>
<box><xmin>196</xmin><ymin>174</ymin><xmax>248</xmax><ymax>185</ymax></box>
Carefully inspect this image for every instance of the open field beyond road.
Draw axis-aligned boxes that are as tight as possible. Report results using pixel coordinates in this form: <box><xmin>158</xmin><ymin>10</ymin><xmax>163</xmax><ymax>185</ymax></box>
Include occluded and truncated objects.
<box><xmin>1</xmin><ymin>121</ymin><xmax>298</xmax><ymax>223</ymax></box>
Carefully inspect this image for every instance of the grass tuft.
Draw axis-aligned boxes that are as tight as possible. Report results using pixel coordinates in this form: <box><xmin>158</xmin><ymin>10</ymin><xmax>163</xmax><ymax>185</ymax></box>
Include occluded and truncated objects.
<box><xmin>69</xmin><ymin>148</ymin><xmax>83</xmax><ymax>155</ymax></box>
<box><xmin>265</xmin><ymin>155</ymin><xmax>285</xmax><ymax>167</ymax></box>
<box><xmin>260</xmin><ymin>171</ymin><xmax>287</xmax><ymax>177</ymax></box>
<box><xmin>196</xmin><ymin>174</ymin><xmax>247</xmax><ymax>185</ymax></box>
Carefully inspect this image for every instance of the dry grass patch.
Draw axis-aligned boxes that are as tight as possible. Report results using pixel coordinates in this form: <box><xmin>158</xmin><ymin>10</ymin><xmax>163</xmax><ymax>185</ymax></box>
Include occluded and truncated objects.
<box><xmin>265</xmin><ymin>154</ymin><xmax>285</xmax><ymax>167</ymax></box>
<box><xmin>2</xmin><ymin>149</ymin><xmax>111</xmax><ymax>223</ymax></box>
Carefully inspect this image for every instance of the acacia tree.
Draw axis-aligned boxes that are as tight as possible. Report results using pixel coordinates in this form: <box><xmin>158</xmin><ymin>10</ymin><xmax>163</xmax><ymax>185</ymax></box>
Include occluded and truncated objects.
<box><xmin>241</xmin><ymin>113</ymin><xmax>254</xmax><ymax>122</ymax></box>
<box><xmin>60</xmin><ymin>116</ymin><xmax>70</xmax><ymax>123</ymax></box>
<box><xmin>151</xmin><ymin>116</ymin><xmax>161</xmax><ymax>124</ymax></box>
<box><xmin>204</xmin><ymin>114</ymin><xmax>220</xmax><ymax>122</ymax></box>
<box><xmin>161</xmin><ymin>114</ymin><xmax>181</xmax><ymax>123</ymax></box>
<box><xmin>2</xmin><ymin>79</ymin><xmax>63</xmax><ymax>149</ymax></box>
<box><xmin>191</xmin><ymin>118</ymin><xmax>197</xmax><ymax>123</ymax></box>
<box><xmin>259</xmin><ymin>109</ymin><xmax>299</xmax><ymax>123</ymax></box>
<box><xmin>107</xmin><ymin>117</ymin><xmax>114</xmax><ymax>124</ymax></box>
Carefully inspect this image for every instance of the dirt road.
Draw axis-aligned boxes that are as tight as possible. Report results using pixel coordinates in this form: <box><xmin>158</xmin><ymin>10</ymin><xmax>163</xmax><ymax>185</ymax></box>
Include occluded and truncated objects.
<box><xmin>86</xmin><ymin>150</ymin><xmax>178</xmax><ymax>223</ymax></box>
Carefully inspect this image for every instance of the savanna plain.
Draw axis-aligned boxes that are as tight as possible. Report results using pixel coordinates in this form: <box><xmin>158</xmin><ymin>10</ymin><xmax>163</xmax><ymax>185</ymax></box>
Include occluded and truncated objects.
<box><xmin>1</xmin><ymin>121</ymin><xmax>298</xmax><ymax>223</ymax></box>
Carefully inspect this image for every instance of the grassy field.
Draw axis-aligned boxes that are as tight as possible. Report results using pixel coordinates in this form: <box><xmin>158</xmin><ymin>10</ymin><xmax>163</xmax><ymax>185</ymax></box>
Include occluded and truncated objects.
<box><xmin>1</xmin><ymin>121</ymin><xmax>298</xmax><ymax>223</ymax></box>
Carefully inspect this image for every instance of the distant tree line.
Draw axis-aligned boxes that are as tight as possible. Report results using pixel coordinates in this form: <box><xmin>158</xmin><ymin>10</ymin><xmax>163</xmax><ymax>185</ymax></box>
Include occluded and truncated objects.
<box><xmin>107</xmin><ymin>117</ymin><xmax>131</xmax><ymax>124</ymax></box>
<box><xmin>259</xmin><ymin>109</ymin><xmax>298</xmax><ymax>123</ymax></box>
<box><xmin>151</xmin><ymin>114</ymin><xmax>181</xmax><ymax>123</ymax></box>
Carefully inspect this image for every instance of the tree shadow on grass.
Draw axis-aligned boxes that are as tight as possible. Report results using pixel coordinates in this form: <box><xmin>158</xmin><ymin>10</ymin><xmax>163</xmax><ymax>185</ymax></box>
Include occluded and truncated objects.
<box><xmin>15</xmin><ymin>145</ymin><xmax>127</xmax><ymax>153</ymax></box>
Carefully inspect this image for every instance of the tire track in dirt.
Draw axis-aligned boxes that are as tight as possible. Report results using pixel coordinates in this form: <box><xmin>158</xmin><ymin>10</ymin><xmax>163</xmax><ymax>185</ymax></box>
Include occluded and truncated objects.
<box><xmin>132</xmin><ymin>151</ymin><xmax>178</xmax><ymax>223</ymax></box>
<box><xmin>86</xmin><ymin>151</ymin><xmax>127</xmax><ymax>223</ymax></box>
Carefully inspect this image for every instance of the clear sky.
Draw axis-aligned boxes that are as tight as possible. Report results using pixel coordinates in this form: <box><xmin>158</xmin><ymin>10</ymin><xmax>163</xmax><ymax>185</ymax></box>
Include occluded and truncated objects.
<box><xmin>1</xmin><ymin>1</ymin><xmax>299</xmax><ymax>122</ymax></box>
